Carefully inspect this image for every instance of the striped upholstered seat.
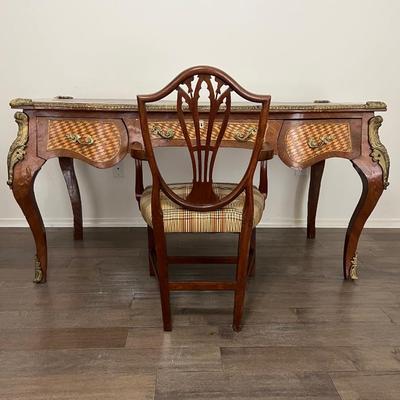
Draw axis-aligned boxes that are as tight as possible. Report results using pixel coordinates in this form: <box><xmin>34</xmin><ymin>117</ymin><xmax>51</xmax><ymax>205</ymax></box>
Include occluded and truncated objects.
<box><xmin>140</xmin><ymin>183</ymin><xmax>266</xmax><ymax>233</ymax></box>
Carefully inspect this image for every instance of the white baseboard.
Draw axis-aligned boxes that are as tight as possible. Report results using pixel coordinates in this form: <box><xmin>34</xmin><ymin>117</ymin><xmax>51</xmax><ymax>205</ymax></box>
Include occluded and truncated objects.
<box><xmin>0</xmin><ymin>217</ymin><xmax>399</xmax><ymax>229</ymax></box>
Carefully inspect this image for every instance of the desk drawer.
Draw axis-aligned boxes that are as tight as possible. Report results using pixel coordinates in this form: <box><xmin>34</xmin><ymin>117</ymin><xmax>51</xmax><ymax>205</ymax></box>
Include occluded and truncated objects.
<box><xmin>278</xmin><ymin>120</ymin><xmax>362</xmax><ymax>168</ymax></box>
<box><xmin>149</xmin><ymin>120</ymin><xmax>257</xmax><ymax>143</ymax></box>
<box><xmin>146</xmin><ymin>119</ymin><xmax>282</xmax><ymax>147</ymax></box>
<box><xmin>38</xmin><ymin>118</ymin><xmax>128</xmax><ymax>167</ymax></box>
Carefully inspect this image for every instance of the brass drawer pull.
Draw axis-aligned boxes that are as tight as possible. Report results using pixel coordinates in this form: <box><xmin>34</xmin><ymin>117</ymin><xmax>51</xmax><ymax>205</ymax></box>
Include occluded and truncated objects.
<box><xmin>151</xmin><ymin>125</ymin><xmax>175</xmax><ymax>139</ymax></box>
<box><xmin>307</xmin><ymin>134</ymin><xmax>333</xmax><ymax>149</ymax></box>
<box><xmin>65</xmin><ymin>133</ymin><xmax>95</xmax><ymax>145</ymax></box>
<box><xmin>234</xmin><ymin>127</ymin><xmax>256</xmax><ymax>142</ymax></box>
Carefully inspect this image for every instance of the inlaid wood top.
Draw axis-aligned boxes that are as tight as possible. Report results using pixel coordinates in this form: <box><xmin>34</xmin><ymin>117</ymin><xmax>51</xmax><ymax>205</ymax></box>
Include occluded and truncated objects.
<box><xmin>9</xmin><ymin>98</ymin><xmax>387</xmax><ymax>113</ymax></box>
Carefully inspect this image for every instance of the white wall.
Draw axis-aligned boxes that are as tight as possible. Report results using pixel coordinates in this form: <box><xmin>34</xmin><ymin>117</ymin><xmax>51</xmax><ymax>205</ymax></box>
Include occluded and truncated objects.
<box><xmin>0</xmin><ymin>0</ymin><xmax>398</xmax><ymax>228</ymax></box>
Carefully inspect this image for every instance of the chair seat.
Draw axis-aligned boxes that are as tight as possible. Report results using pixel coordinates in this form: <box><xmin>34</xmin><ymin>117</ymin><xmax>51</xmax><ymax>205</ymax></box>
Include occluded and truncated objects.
<box><xmin>140</xmin><ymin>183</ymin><xmax>266</xmax><ymax>233</ymax></box>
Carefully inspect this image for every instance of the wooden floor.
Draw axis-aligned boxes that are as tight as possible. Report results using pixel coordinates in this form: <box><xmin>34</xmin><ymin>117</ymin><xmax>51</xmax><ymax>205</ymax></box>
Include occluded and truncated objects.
<box><xmin>0</xmin><ymin>227</ymin><xmax>399</xmax><ymax>399</ymax></box>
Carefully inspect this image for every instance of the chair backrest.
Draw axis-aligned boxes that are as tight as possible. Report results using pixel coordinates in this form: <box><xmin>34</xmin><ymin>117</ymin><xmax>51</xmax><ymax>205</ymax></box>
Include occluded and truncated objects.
<box><xmin>137</xmin><ymin>66</ymin><xmax>271</xmax><ymax>212</ymax></box>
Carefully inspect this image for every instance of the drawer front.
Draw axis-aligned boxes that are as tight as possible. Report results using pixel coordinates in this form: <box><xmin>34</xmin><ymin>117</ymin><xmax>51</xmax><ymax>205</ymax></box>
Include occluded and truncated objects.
<box><xmin>38</xmin><ymin>118</ymin><xmax>128</xmax><ymax>167</ymax></box>
<box><xmin>278</xmin><ymin>120</ymin><xmax>361</xmax><ymax>168</ymax></box>
<box><xmin>149</xmin><ymin>120</ymin><xmax>258</xmax><ymax>143</ymax></box>
<box><xmin>146</xmin><ymin>119</ymin><xmax>282</xmax><ymax>147</ymax></box>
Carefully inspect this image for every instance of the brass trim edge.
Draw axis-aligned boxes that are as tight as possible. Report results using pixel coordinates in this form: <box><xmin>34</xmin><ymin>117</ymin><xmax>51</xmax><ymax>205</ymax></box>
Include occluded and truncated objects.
<box><xmin>368</xmin><ymin>116</ymin><xmax>390</xmax><ymax>189</ymax></box>
<box><xmin>9</xmin><ymin>98</ymin><xmax>387</xmax><ymax>113</ymax></box>
<box><xmin>7</xmin><ymin>112</ymin><xmax>29</xmax><ymax>187</ymax></box>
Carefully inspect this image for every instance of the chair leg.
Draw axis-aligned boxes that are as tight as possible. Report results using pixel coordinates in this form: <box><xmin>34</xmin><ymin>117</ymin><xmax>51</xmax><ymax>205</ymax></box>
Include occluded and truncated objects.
<box><xmin>153</xmin><ymin>228</ymin><xmax>172</xmax><ymax>331</ymax></box>
<box><xmin>248</xmin><ymin>228</ymin><xmax>256</xmax><ymax>277</ymax></box>
<box><xmin>233</xmin><ymin>227</ymin><xmax>252</xmax><ymax>332</ymax></box>
<box><xmin>147</xmin><ymin>226</ymin><xmax>155</xmax><ymax>276</ymax></box>
<box><xmin>159</xmin><ymin>267</ymin><xmax>172</xmax><ymax>331</ymax></box>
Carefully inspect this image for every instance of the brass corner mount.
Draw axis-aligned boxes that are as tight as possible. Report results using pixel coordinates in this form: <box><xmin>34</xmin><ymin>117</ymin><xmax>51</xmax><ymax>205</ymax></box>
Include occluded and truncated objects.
<box><xmin>9</xmin><ymin>98</ymin><xmax>33</xmax><ymax>108</ymax></box>
<box><xmin>7</xmin><ymin>112</ymin><xmax>29</xmax><ymax>187</ymax></box>
<box><xmin>368</xmin><ymin>115</ymin><xmax>390</xmax><ymax>189</ymax></box>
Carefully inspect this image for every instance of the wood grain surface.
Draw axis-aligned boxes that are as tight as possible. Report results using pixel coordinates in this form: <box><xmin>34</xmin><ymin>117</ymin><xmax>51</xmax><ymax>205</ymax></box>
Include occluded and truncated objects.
<box><xmin>0</xmin><ymin>227</ymin><xmax>399</xmax><ymax>399</ymax></box>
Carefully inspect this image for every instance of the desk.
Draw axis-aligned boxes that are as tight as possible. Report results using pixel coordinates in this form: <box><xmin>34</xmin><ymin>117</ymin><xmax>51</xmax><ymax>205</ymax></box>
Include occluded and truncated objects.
<box><xmin>7</xmin><ymin>98</ymin><xmax>389</xmax><ymax>283</ymax></box>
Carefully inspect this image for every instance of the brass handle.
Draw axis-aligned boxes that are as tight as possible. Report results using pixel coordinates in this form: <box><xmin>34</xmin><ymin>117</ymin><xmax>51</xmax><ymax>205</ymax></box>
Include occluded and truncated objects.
<box><xmin>151</xmin><ymin>125</ymin><xmax>175</xmax><ymax>140</ymax></box>
<box><xmin>234</xmin><ymin>127</ymin><xmax>256</xmax><ymax>142</ymax></box>
<box><xmin>307</xmin><ymin>134</ymin><xmax>333</xmax><ymax>149</ymax></box>
<box><xmin>65</xmin><ymin>133</ymin><xmax>95</xmax><ymax>145</ymax></box>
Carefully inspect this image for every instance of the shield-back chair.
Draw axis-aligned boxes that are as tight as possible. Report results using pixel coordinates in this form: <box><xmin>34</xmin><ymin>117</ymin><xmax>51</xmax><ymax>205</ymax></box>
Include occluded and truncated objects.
<box><xmin>131</xmin><ymin>66</ymin><xmax>272</xmax><ymax>331</ymax></box>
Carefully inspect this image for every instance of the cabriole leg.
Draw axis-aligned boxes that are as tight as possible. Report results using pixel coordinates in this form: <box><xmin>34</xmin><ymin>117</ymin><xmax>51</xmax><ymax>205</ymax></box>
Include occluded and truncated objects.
<box><xmin>7</xmin><ymin>111</ymin><xmax>48</xmax><ymax>283</ymax></box>
<box><xmin>59</xmin><ymin>157</ymin><xmax>83</xmax><ymax>240</ymax></box>
<box><xmin>344</xmin><ymin>115</ymin><xmax>389</xmax><ymax>280</ymax></box>
<box><xmin>307</xmin><ymin>160</ymin><xmax>325</xmax><ymax>239</ymax></box>
<box><xmin>343</xmin><ymin>158</ymin><xmax>384</xmax><ymax>280</ymax></box>
<box><xmin>12</xmin><ymin>161</ymin><xmax>47</xmax><ymax>283</ymax></box>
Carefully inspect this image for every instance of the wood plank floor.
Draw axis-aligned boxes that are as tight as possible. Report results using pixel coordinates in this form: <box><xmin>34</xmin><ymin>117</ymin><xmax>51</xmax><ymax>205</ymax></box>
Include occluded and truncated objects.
<box><xmin>0</xmin><ymin>227</ymin><xmax>399</xmax><ymax>399</ymax></box>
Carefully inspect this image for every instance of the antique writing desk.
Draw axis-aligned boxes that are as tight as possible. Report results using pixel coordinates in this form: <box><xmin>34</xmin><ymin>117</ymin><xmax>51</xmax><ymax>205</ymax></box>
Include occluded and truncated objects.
<box><xmin>7</xmin><ymin>98</ymin><xmax>389</xmax><ymax>283</ymax></box>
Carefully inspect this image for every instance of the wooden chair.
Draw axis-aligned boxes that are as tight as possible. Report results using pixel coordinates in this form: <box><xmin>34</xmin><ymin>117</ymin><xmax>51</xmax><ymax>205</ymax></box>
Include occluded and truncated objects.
<box><xmin>131</xmin><ymin>66</ymin><xmax>272</xmax><ymax>331</ymax></box>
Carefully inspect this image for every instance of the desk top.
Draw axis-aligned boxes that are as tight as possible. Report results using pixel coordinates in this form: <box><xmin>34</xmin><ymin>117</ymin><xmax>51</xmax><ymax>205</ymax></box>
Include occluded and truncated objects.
<box><xmin>10</xmin><ymin>98</ymin><xmax>387</xmax><ymax>113</ymax></box>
